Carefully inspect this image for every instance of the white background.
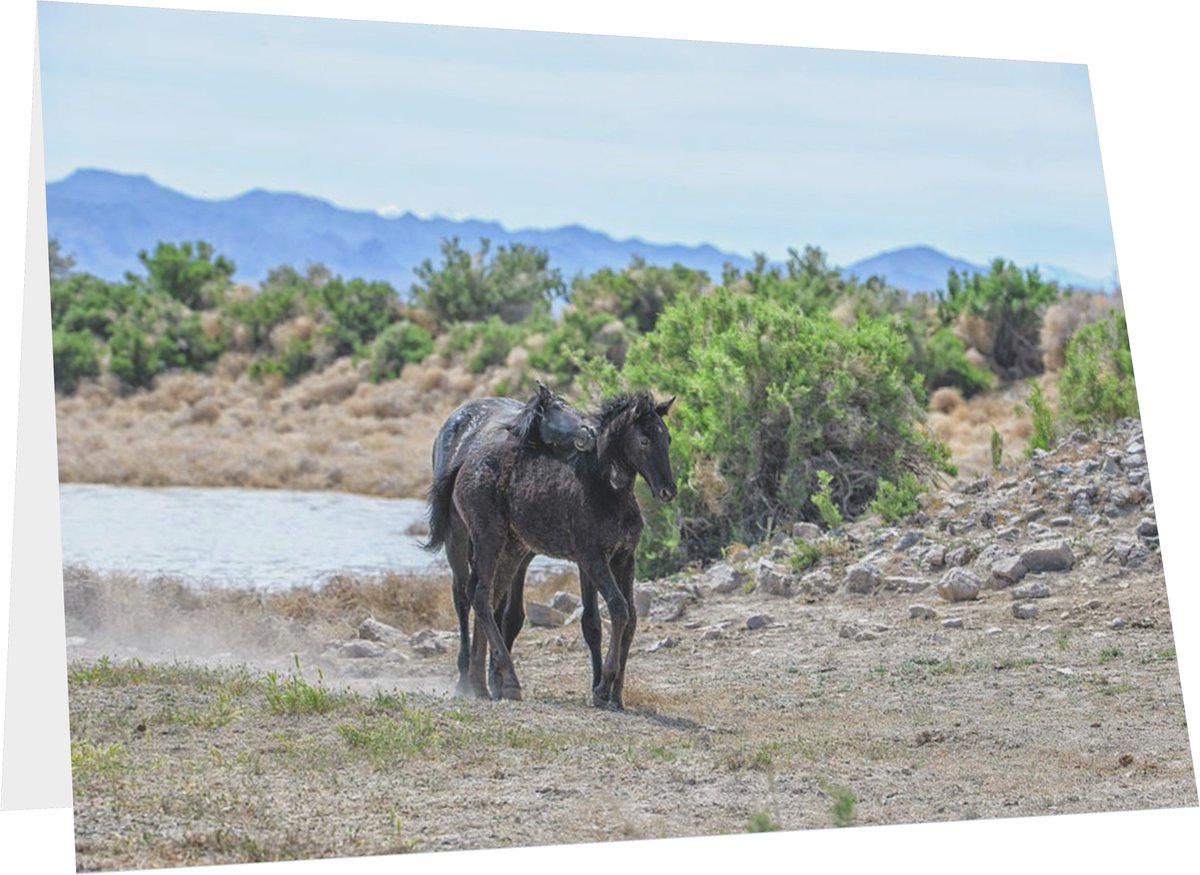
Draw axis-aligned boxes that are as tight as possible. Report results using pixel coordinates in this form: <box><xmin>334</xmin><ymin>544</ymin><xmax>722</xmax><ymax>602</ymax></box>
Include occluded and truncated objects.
<box><xmin>2</xmin><ymin>2</ymin><xmax>1197</xmax><ymax>873</ymax></box>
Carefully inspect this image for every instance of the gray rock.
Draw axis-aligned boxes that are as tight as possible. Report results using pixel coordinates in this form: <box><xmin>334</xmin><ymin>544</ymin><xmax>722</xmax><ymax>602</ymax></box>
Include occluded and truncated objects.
<box><xmin>1050</xmin><ymin>516</ymin><xmax>1073</xmax><ymax>527</ymax></box>
<box><xmin>799</xmin><ymin>569</ymin><xmax>837</xmax><ymax>596</ymax></box>
<box><xmin>894</xmin><ymin>530</ymin><xmax>923</xmax><ymax>552</ymax></box>
<box><xmin>700</xmin><ymin>626</ymin><xmax>724</xmax><ymax>641</ymax></box>
<box><xmin>710</xmin><ymin>567</ymin><xmax>749</xmax><ymax>595</ymax></box>
<box><xmin>1102</xmin><ymin>457</ymin><xmax>1121</xmax><ymax>477</ymax></box>
<box><xmin>410</xmin><ymin>629</ymin><xmax>448</xmax><ymax>657</ymax></box>
<box><xmin>1011</xmin><ymin>581</ymin><xmax>1051</xmax><ymax>600</ymax></box>
<box><xmin>909</xmin><ymin>604</ymin><xmax>937</xmax><ymax>620</ymax></box>
<box><xmin>634</xmin><ymin>589</ymin><xmax>653</xmax><ymax>619</ymax></box>
<box><xmin>946</xmin><ymin>545</ymin><xmax>974</xmax><ymax>567</ymax></box>
<box><xmin>527</xmin><ymin>603</ymin><xmax>568</xmax><ymax>628</ymax></box>
<box><xmin>1020</xmin><ymin>539</ymin><xmax>1075</xmax><ymax>573</ymax></box>
<box><xmin>746</xmin><ymin>614</ymin><xmax>773</xmax><ymax>631</ymax></box>
<box><xmin>1136</xmin><ymin>518</ymin><xmax>1158</xmax><ymax>538</ymax></box>
<box><xmin>792</xmin><ymin>521</ymin><xmax>823</xmax><ymax>542</ymax></box>
<box><xmin>649</xmin><ymin>593</ymin><xmax>690</xmax><ymax>622</ymax></box>
<box><xmin>921</xmin><ymin>544</ymin><xmax>947</xmax><ymax>570</ymax></box>
<box><xmin>358</xmin><ymin>617</ymin><xmax>408</xmax><ymax>648</ymax></box>
<box><xmin>936</xmin><ymin>568</ymin><xmax>982</xmax><ymax>602</ymax></box>
<box><xmin>1012</xmin><ymin>603</ymin><xmax>1040</xmax><ymax>620</ymax></box>
<box><xmin>1109</xmin><ymin>617</ymin><xmax>1127</xmax><ymax>629</ymax></box>
<box><xmin>884</xmin><ymin>576</ymin><xmax>930</xmax><ymax>593</ymax></box>
<box><xmin>335</xmin><ymin>639</ymin><xmax>389</xmax><ymax>659</ymax></box>
<box><xmin>644</xmin><ymin>636</ymin><xmax>679</xmax><ymax>653</ymax></box>
<box><xmin>942</xmin><ymin>617</ymin><xmax>965</xmax><ymax>629</ymax></box>
<box><xmin>844</xmin><ymin>560</ymin><xmax>883</xmax><ymax>594</ymax></box>
<box><xmin>755</xmin><ymin>559</ymin><xmax>793</xmax><ymax>597</ymax></box>
<box><xmin>990</xmin><ymin>555</ymin><xmax>1028</xmax><ymax>587</ymax></box>
<box><xmin>549</xmin><ymin>591</ymin><xmax>581</xmax><ymax>613</ymax></box>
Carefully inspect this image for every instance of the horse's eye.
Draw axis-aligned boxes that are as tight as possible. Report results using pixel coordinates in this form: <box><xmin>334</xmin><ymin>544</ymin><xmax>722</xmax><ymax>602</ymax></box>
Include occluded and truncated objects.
<box><xmin>639</xmin><ymin>435</ymin><xmax>650</xmax><ymax>447</ymax></box>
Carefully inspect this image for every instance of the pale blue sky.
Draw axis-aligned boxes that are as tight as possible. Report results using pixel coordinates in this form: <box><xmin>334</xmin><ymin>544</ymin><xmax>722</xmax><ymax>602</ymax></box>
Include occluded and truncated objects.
<box><xmin>37</xmin><ymin>1</ymin><xmax>1118</xmax><ymax>278</ymax></box>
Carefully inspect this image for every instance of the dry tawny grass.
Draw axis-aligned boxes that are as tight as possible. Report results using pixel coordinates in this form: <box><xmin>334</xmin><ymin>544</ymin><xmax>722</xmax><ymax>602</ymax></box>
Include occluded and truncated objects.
<box><xmin>63</xmin><ymin>566</ymin><xmax>459</xmax><ymax>659</ymax></box>
<box><xmin>927</xmin><ymin>373</ymin><xmax>1059</xmax><ymax>476</ymax></box>
<box><xmin>56</xmin><ymin>353</ymin><xmax>492</xmax><ymax>498</ymax></box>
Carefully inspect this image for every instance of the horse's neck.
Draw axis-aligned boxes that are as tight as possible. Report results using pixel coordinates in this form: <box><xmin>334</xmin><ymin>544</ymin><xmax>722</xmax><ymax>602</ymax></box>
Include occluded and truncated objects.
<box><xmin>606</xmin><ymin>462</ymin><xmax>634</xmax><ymax>492</ymax></box>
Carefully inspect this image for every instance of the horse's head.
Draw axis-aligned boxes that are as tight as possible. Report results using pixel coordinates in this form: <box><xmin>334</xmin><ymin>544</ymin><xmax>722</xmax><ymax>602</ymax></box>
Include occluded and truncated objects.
<box><xmin>598</xmin><ymin>392</ymin><xmax>677</xmax><ymax>501</ymax></box>
<box><xmin>510</xmin><ymin>383</ymin><xmax>596</xmax><ymax>454</ymax></box>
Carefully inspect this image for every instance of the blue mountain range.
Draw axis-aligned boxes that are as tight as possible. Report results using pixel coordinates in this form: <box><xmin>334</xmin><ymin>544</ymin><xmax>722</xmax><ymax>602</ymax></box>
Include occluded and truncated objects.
<box><xmin>45</xmin><ymin>169</ymin><xmax>1109</xmax><ymax>295</ymax></box>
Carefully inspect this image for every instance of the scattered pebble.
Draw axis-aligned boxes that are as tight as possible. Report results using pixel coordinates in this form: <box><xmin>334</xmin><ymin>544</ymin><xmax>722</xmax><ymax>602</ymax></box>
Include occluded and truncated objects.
<box><xmin>1012</xmin><ymin>603</ymin><xmax>1039</xmax><ymax>620</ymax></box>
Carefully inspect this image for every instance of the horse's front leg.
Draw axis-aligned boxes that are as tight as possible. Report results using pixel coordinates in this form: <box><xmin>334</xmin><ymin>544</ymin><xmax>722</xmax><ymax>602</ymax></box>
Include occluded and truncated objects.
<box><xmin>582</xmin><ymin>553</ymin><xmax>629</xmax><ymax>711</ymax></box>
<box><xmin>576</xmin><ymin>567</ymin><xmax>604</xmax><ymax>703</ymax></box>
<box><xmin>609</xmin><ymin>548</ymin><xmax>638</xmax><ymax>709</ymax></box>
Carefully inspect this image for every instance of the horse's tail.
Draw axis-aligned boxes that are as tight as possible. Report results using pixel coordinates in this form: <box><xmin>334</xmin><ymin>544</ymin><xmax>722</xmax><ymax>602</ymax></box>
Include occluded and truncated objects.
<box><xmin>422</xmin><ymin>460</ymin><xmax>462</xmax><ymax>553</ymax></box>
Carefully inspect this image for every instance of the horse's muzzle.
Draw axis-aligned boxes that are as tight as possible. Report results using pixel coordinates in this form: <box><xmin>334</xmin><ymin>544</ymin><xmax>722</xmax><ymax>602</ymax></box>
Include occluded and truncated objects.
<box><xmin>574</xmin><ymin>426</ymin><xmax>597</xmax><ymax>453</ymax></box>
<box><xmin>658</xmin><ymin>485</ymin><xmax>677</xmax><ymax>501</ymax></box>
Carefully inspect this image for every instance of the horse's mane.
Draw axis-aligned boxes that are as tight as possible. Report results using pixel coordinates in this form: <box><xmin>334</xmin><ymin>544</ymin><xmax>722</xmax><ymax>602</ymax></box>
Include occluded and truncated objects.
<box><xmin>597</xmin><ymin>391</ymin><xmax>655</xmax><ymax>430</ymax></box>
<box><xmin>507</xmin><ymin>393</ymin><xmax>546</xmax><ymax>449</ymax></box>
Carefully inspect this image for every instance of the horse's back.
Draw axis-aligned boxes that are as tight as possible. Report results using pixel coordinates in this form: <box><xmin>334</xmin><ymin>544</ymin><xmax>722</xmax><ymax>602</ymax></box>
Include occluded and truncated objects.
<box><xmin>432</xmin><ymin>397</ymin><xmax>524</xmax><ymax>479</ymax></box>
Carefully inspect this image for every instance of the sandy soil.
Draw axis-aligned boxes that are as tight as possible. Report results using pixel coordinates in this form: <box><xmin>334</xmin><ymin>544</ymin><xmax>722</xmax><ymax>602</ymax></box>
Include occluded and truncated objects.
<box><xmin>64</xmin><ymin>421</ymin><xmax>1196</xmax><ymax>871</ymax></box>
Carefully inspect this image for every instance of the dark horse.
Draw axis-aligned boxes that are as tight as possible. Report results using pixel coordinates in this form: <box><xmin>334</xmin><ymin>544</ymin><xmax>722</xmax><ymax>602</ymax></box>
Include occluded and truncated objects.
<box><xmin>425</xmin><ymin>385</ymin><xmax>596</xmax><ymax>698</ymax></box>
<box><xmin>428</xmin><ymin>391</ymin><xmax>676</xmax><ymax>709</ymax></box>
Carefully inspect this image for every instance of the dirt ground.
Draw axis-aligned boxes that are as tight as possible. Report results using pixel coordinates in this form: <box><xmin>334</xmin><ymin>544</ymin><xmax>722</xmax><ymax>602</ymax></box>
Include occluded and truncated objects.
<box><xmin>63</xmin><ymin>413</ymin><xmax>1197</xmax><ymax>870</ymax></box>
<box><xmin>66</xmin><ymin>541</ymin><xmax>1195</xmax><ymax>869</ymax></box>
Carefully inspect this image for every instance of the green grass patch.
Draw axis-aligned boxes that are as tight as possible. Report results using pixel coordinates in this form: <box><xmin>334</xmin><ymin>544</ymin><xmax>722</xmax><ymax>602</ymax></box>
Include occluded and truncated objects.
<box><xmin>337</xmin><ymin>709</ymin><xmax>437</xmax><ymax>763</ymax></box>
<box><xmin>263</xmin><ymin>658</ymin><xmax>343</xmax><ymax>715</ymax></box>
<box><xmin>745</xmin><ymin>811</ymin><xmax>783</xmax><ymax>832</ymax></box>
<box><xmin>1098</xmin><ymin>647</ymin><xmax>1123</xmax><ymax>665</ymax></box>
<box><xmin>71</xmin><ymin>739</ymin><xmax>129</xmax><ymax>782</ymax></box>
<box><xmin>818</xmin><ymin>779</ymin><xmax>857</xmax><ymax>827</ymax></box>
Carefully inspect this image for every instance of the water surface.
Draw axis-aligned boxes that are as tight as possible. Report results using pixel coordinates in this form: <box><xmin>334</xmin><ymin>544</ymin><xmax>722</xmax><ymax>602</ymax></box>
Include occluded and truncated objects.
<box><xmin>58</xmin><ymin>483</ymin><xmax>567</xmax><ymax>590</ymax></box>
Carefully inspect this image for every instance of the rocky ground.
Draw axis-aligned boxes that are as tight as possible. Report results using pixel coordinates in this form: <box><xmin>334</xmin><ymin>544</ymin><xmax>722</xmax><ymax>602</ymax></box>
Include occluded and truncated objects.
<box><xmin>65</xmin><ymin>418</ymin><xmax>1196</xmax><ymax>870</ymax></box>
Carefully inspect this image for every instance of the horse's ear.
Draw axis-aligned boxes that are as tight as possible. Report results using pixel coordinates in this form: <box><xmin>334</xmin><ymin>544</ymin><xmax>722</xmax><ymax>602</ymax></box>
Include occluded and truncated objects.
<box><xmin>655</xmin><ymin>396</ymin><xmax>675</xmax><ymax>417</ymax></box>
<box><xmin>634</xmin><ymin>393</ymin><xmax>654</xmax><ymax>417</ymax></box>
<box><xmin>535</xmin><ymin>382</ymin><xmax>552</xmax><ymax>402</ymax></box>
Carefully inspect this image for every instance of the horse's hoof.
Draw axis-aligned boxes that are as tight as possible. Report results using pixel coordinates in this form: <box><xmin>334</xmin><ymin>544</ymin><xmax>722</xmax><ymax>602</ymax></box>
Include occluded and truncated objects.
<box><xmin>608</xmin><ymin>695</ymin><xmax>624</xmax><ymax>712</ymax></box>
<box><xmin>591</xmin><ymin>690</ymin><xmax>609</xmax><ymax>709</ymax></box>
<box><xmin>502</xmin><ymin>685</ymin><xmax>522</xmax><ymax>701</ymax></box>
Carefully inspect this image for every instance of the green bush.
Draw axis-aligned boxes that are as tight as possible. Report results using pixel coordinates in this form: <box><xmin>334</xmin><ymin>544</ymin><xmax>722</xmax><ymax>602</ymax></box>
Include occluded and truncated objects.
<box><xmin>912</xmin><ymin>325</ymin><xmax>993</xmax><ymax>398</ymax></box>
<box><xmin>224</xmin><ymin>280</ymin><xmax>301</xmax><ymax>349</ymax></box>
<box><xmin>153</xmin><ymin>312</ymin><xmax>223</xmax><ymax>372</ymax></box>
<box><xmin>443</xmin><ymin>317</ymin><xmax>531</xmax><ymax>374</ymax></box>
<box><xmin>411</xmin><ymin>237</ymin><xmax>564</xmax><ymax>326</ymax></box>
<box><xmin>51</xmin><ymin>329</ymin><xmax>100</xmax><ymax>394</ymax></box>
<box><xmin>1058</xmin><ymin>312</ymin><xmax>1139</xmax><ymax>428</ymax></box>
<box><xmin>1025</xmin><ymin>381</ymin><xmax>1057</xmax><ymax>455</ymax></box>
<box><xmin>569</xmin><ymin>258</ymin><xmax>709</xmax><ymax>334</ymax></box>
<box><xmin>317</xmin><ymin>276</ymin><xmax>401</xmax><ymax>358</ymax></box>
<box><xmin>50</xmin><ymin>273</ymin><xmax>138</xmax><ymax>338</ymax></box>
<box><xmin>369</xmin><ymin>321</ymin><xmax>434</xmax><ymax>382</ymax></box>
<box><xmin>529</xmin><ymin>307</ymin><xmax>628</xmax><ymax>381</ymax></box>
<box><xmin>133</xmin><ymin>240</ymin><xmax>234</xmax><ymax>310</ymax></box>
<box><xmin>869</xmin><ymin>471</ymin><xmax>923</xmax><ymax>523</ymax></box>
<box><xmin>592</xmin><ymin>286</ymin><xmax>951</xmax><ymax>573</ymax></box>
<box><xmin>939</xmin><ymin>259</ymin><xmax>1059</xmax><ymax>379</ymax></box>
<box><xmin>107</xmin><ymin>323</ymin><xmax>161</xmax><ymax>389</ymax></box>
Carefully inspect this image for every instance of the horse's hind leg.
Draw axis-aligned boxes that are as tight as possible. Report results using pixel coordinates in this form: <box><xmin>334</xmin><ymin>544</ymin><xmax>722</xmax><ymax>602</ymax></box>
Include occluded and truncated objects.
<box><xmin>446</xmin><ymin>518</ymin><xmax>477</xmax><ymax>697</ymax></box>
<box><xmin>465</xmin><ymin>528</ymin><xmax>524</xmax><ymax>702</ymax></box>
<box><xmin>490</xmin><ymin>553</ymin><xmax>533</xmax><ymax>697</ymax></box>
